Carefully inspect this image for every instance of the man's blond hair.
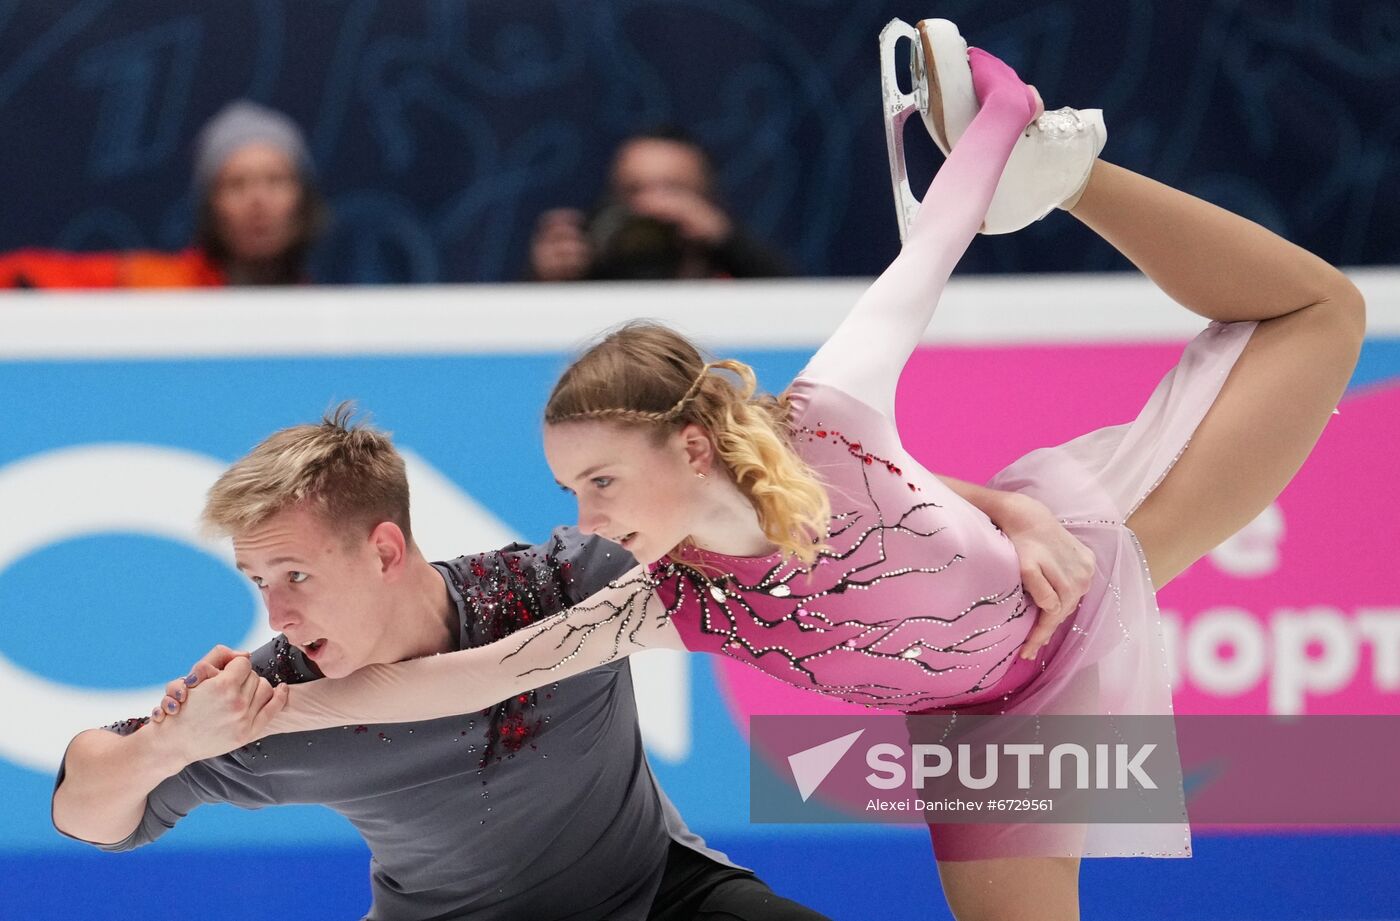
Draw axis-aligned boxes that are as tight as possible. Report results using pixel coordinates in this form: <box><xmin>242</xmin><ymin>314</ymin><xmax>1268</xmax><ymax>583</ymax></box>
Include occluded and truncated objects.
<box><xmin>202</xmin><ymin>402</ymin><xmax>412</xmax><ymax>542</ymax></box>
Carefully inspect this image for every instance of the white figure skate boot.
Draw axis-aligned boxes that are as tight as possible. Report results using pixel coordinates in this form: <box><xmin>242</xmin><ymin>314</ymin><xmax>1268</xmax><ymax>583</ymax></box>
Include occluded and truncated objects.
<box><xmin>880</xmin><ymin>17</ymin><xmax>1106</xmax><ymax>238</ymax></box>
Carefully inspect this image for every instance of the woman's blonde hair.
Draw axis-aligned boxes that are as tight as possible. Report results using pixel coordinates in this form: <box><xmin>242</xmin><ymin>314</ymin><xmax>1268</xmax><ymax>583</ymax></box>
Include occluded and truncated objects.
<box><xmin>544</xmin><ymin>322</ymin><xmax>829</xmax><ymax>564</ymax></box>
<box><xmin>202</xmin><ymin>402</ymin><xmax>412</xmax><ymax>542</ymax></box>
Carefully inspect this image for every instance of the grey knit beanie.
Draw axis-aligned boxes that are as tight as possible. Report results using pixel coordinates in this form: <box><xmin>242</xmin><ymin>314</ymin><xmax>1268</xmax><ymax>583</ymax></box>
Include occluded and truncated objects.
<box><xmin>192</xmin><ymin>100</ymin><xmax>313</xmax><ymax>192</ymax></box>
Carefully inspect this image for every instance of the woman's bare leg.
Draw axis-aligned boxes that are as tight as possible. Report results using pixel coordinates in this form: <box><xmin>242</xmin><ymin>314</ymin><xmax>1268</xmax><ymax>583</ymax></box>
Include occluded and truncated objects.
<box><xmin>936</xmin><ymin>857</ymin><xmax>1080</xmax><ymax>921</ymax></box>
<box><xmin>1070</xmin><ymin>161</ymin><xmax>1365</xmax><ymax>586</ymax></box>
<box><xmin>935</xmin><ymin>164</ymin><xmax>1362</xmax><ymax>920</ymax></box>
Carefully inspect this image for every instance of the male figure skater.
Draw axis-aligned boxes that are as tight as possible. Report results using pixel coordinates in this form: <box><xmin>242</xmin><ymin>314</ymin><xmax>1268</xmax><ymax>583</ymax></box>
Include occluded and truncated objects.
<box><xmin>52</xmin><ymin>405</ymin><xmax>828</xmax><ymax>921</ymax></box>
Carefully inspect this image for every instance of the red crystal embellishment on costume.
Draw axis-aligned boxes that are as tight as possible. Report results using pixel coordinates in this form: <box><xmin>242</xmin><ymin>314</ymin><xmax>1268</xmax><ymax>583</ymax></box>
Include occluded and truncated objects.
<box><xmin>496</xmin><ymin>714</ymin><xmax>538</xmax><ymax>753</ymax></box>
<box><xmin>797</xmin><ymin>425</ymin><xmax>918</xmax><ymax>490</ymax></box>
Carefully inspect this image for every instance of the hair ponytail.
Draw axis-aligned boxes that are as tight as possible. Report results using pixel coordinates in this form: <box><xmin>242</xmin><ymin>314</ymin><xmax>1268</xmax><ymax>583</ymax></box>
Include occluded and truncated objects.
<box><xmin>545</xmin><ymin>322</ymin><xmax>830</xmax><ymax>564</ymax></box>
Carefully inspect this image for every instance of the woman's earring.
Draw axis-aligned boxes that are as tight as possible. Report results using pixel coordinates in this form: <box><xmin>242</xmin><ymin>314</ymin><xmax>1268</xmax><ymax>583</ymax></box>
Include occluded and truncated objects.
<box><xmin>696</xmin><ymin>471</ymin><xmax>708</xmax><ymax>480</ymax></box>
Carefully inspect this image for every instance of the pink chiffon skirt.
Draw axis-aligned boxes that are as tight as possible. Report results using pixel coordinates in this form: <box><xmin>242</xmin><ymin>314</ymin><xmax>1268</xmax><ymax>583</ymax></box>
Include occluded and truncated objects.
<box><xmin>927</xmin><ymin>320</ymin><xmax>1257</xmax><ymax>860</ymax></box>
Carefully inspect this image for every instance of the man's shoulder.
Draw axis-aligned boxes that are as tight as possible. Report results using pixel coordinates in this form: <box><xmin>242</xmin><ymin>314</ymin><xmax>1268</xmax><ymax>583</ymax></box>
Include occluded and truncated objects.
<box><xmin>438</xmin><ymin>527</ymin><xmax>635</xmax><ymax>646</ymax></box>
<box><xmin>438</xmin><ymin>526</ymin><xmax>624</xmax><ymax>595</ymax></box>
<box><xmin>248</xmin><ymin>635</ymin><xmax>322</xmax><ymax>686</ymax></box>
<box><xmin>439</xmin><ymin>526</ymin><xmax>583</xmax><ymax>569</ymax></box>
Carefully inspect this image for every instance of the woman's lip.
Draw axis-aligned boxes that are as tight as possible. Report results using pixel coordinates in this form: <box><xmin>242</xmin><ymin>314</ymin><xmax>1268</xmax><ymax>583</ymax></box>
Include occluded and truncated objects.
<box><xmin>303</xmin><ymin>639</ymin><xmax>328</xmax><ymax>660</ymax></box>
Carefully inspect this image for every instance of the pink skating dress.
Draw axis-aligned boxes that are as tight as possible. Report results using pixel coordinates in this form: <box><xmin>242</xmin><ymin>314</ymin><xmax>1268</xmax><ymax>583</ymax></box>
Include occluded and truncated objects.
<box><xmin>641</xmin><ymin>52</ymin><xmax>1256</xmax><ymax>858</ymax></box>
<box><xmin>269</xmin><ymin>51</ymin><xmax>1253</xmax><ymax>861</ymax></box>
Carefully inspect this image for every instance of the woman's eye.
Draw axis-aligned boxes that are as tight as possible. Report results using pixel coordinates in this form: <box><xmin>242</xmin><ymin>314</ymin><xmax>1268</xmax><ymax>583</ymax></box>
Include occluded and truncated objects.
<box><xmin>288</xmin><ymin>572</ymin><xmax>309</xmax><ymax>584</ymax></box>
<box><xmin>559</xmin><ymin>484</ymin><xmax>574</xmax><ymax>495</ymax></box>
<box><xmin>251</xmin><ymin>576</ymin><xmax>266</xmax><ymax>588</ymax></box>
<box><xmin>592</xmin><ymin>477</ymin><xmax>613</xmax><ymax>489</ymax></box>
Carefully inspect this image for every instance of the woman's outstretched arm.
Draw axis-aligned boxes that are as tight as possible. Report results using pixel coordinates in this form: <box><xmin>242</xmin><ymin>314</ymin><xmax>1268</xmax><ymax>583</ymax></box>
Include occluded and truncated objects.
<box><xmin>263</xmin><ymin>565</ymin><xmax>684</xmax><ymax>734</ymax></box>
<box><xmin>799</xmin><ymin>49</ymin><xmax>1038</xmax><ymax>416</ymax></box>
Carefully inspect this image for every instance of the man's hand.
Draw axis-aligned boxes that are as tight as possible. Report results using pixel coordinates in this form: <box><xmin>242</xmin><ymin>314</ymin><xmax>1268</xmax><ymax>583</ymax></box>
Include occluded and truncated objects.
<box><xmin>148</xmin><ymin>645</ymin><xmax>288</xmax><ymax>764</ymax></box>
<box><xmin>52</xmin><ymin>645</ymin><xmax>285</xmax><ymax>845</ymax></box>
<box><xmin>629</xmin><ymin>187</ymin><xmax>732</xmax><ymax>247</ymax></box>
<box><xmin>149</xmin><ymin>643</ymin><xmax>243</xmax><ymax>723</ymax></box>
<box><xmin>995</xmin><ymin>494</ymin><xmax>1097</xmax><ymax>660</ymax></box>
<box><xmin>530</xmin><ymin>209</ymin><xmax>592</xmax><ymax>281</ymax></box>
<box><xmin>935</xmin><ymin>477</ymin><xmax>1096</xmax><ymax>660</ymax></box>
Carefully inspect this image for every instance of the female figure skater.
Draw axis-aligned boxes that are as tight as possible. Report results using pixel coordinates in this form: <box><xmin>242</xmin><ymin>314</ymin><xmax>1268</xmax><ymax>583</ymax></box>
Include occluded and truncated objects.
<box><xmin>163</xmin><ymin>26</ymin><xmax>1363</xmax><ymax>921</ymax></box>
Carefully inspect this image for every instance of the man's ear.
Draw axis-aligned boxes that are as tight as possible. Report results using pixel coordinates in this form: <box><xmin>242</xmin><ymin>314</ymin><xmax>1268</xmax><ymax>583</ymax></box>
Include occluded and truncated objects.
<box><xmin>367</xmin><ymin>521</ymin><xmax>409</xmax><ymax>578</ymax></box>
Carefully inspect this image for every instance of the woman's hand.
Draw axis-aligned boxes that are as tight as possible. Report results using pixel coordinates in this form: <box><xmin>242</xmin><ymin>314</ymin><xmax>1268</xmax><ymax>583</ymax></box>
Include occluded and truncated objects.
<box><xmin>148</xmin><ymin>644</ymin><xmax>248</xmax><ymax>723</ymax></box>
<box><xmin>994</xmin><ymin>493</ymin><xmax>1097</xmax><ymax>659</ymax></box>
<box><xmin>143</xmin><ymin>650</ymin><xmax>288</xmax><ymax>764</ymax></box>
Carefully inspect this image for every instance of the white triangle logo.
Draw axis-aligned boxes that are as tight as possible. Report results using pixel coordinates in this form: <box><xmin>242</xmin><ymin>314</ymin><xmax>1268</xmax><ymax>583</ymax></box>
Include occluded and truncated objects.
<box><xmin>787</xmin><ymin>730</ymin><xmax>866</xmax><ymax>802</ymax></box>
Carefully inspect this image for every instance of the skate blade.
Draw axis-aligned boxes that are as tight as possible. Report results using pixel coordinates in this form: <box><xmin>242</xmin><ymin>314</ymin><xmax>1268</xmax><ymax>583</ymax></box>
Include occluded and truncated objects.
<box><xmin>879</xmin><ymin>18</ymin><xmax>924</xmax><ymax>243</ymax></box>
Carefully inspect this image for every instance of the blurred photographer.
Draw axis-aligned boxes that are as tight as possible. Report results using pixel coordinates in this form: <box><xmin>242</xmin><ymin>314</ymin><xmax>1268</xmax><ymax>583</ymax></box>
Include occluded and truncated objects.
<box><xmin>528</xmin><ymin>128</ymin><xmax>789</xmax><ymax>281</ymax></box>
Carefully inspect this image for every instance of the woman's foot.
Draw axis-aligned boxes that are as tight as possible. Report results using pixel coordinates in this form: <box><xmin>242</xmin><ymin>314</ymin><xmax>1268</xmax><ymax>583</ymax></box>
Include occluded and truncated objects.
<box><xmin>987</xmin><ymin>105</ymin><xmax>1106</xmax><ymax>231</ymax></box>
<box><xmin>967</xmin><ymin>46</ymin><xmax>1042</xmax><ymax>127</ymax></box>
<box><xmin>888</xmin><ymin>17</ymin><xmax>1107</xmax><ymax>235</ymax></box>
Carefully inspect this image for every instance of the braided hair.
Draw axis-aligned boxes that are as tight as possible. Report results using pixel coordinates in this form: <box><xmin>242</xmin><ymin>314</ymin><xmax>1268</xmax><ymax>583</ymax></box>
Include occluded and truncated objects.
<box><xmin>544</xmin><ymin>322</ymin><xmax>829</xmax><ymax>564</ymax></box>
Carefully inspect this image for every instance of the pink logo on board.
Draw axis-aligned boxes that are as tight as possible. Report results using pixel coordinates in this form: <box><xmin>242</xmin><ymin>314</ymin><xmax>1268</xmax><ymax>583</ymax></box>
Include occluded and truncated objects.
<box><xmin>715</xmin><ymin>342</ymin><xmax>1400</xmax><ymax>733</ymax></box>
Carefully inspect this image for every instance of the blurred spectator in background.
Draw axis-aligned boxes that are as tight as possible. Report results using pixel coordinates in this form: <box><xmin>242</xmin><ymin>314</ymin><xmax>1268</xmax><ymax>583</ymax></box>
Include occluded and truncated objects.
<box><xmin>528</xmin><ymin>127</ymin><xmax>789</xmax><ymax>281</ymax></box>
<box><xmin>0</xmin><ymin>101</ymin><xmax>326</xmax><ymax>289</ymax></box>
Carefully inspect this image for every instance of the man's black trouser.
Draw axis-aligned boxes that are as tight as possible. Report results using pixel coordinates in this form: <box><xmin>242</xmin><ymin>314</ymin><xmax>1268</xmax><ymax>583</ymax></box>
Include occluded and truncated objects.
<box><xmin>646</xmin><ymin>841</ymin><xmax>834</xmax><ymax>921</ymax></box>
